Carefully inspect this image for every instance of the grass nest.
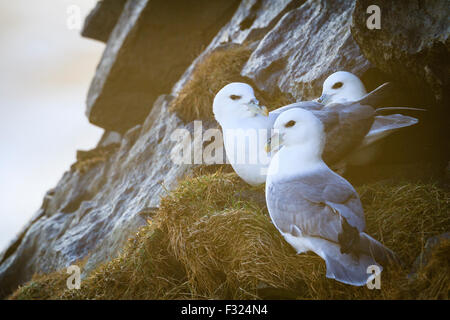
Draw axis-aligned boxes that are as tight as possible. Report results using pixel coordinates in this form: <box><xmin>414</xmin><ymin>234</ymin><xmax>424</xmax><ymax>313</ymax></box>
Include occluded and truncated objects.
<box><xmin>10</xmin><ymin>171</ymin><xmax>449</xmax><ymax>300</ymax></box>
<box><xmin>169</xmin><ymin>44</ymin><xmax>293</xmax><ymax>123</ymax></box>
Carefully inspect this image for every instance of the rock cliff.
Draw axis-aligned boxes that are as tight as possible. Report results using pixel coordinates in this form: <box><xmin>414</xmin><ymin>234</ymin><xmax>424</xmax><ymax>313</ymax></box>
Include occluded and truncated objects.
<box><xmin>1</xmin><ymin>0</ymin><xmax>448</xmax><ymax>299</ymax></box>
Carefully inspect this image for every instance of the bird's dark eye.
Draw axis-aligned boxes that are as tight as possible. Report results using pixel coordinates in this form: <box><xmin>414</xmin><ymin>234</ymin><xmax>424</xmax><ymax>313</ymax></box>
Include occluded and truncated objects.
<box><xmin>230</xmin><ymin>94</ymin><xmax>241</xmax><ymax>100</ymax></box>
<box><xmin>332</xmin><ymin>82</ymin><xmax>343</xmax><ymax>89</ymax></box>
<box><xmin>285</xmin><ymin>120</ymin><xmax>296</xmax><ymax>128</ymax></box>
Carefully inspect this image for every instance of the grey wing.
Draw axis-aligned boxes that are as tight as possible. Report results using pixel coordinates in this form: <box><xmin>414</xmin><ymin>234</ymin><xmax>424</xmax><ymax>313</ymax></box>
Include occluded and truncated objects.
<box><xmin>267</xmin><ymin>169</ymin><xmax>365</xmax><ymax>244</ymax></box>
<box><xmin>360</xmin><ymin>114</ymin><xmax>418</xmax><ymax>147</ymax></box>
<box><xmin>268</xmin><ymin>101</ymin><xmax>324</xmax><ymax>125</ymax></box>
<box><xmin>269</xmin><ymin>101</ymin><xmax>323</xmax><ymax>116</ymax></box>
<box><xmin>320</xmin><ymin>171</ymin><xmax>365</xmax><ymax>231</ymax></box>
<box><xmin>356</xmin><ymin>82</ymin><xmax>396</xmax><ymax>107</ymax></box>
<box><xmin>313</xmin><ymin>102</ymin><xmax>374</xmax><ymax>164</ymax></box>
<box><xmin>267</xmin><ymin>180</ymin><xmax>343</xmax><ymax>243</ymax></box>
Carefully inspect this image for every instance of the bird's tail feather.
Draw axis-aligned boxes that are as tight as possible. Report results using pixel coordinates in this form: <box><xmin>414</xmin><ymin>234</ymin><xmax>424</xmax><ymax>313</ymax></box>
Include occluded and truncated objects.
<box><xmin>318</xmin><ymin>241</ymin><xmax>381</xmax><ymax>286</ymax></box>
<box><xmin>356</xmin><ymin>82</ymin><xmax>428</xmax><ymax>111</ymax></box>
<box><xmin>375</xmin><ymin>106</ymin><xmax>427</xmax><ymax>113</ymax></box>
<box><xmin>283</xmin><ymin>234</ymin><xmax>386</xmax><ymax>286</ymax></box>
<box><xmin>324</xmin><ymin>251</ymin><xmax>381</xmax><ymax>286</ymax></box>
<box><xmin>358</xmin><ymin>233</ymin><xmax>402</xmax><ymax>267</ymax></box>
<box><xmin>359</xmin><ymin>114</ymin><xmax>419</xmax><ymax>147</ymax></box>
<box><xmin>298</xmin><ymin>237</ymin><xmax>382</xmax><ymax>286</ymax></box>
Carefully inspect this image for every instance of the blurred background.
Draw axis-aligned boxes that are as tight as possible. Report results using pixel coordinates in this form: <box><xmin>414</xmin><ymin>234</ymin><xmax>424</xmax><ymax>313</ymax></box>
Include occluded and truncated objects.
<box><xmin>0</xmin><ymin>1</ymin><xmax>103</xmax><ymax>250</ymax></box>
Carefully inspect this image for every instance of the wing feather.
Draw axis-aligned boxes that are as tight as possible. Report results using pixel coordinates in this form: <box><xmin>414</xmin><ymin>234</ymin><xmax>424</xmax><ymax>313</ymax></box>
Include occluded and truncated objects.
<box><xmin>269</xmin><ymin>101</ymin><xmax>374</xmax><ymax>165</ymax></box>
<box><xmin>266</xmin><ymin>168</ymin><xmax>365</xmax><ymax>244</ymax></box>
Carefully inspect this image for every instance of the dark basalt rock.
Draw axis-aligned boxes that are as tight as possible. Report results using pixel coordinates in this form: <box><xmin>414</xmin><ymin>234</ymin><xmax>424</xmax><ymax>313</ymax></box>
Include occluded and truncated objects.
<box><xmin>242</xmin><ymin>0</ymin><xmax>372</xmax><ymax>101</ymax></box>
<box><xmin>352</xmin><ymin>0</ymin><xmax>450</xmax><ymax>170</ymax></box>
<box><xmin>171</xmin><ymin>0</ymin><xmax>300</xmax><ymax>94</ymax></box>
<box><xmin>81</xmin><ymin>0</ymin><xmax>127</xmax><ymax>43</ymax></box>
<box><xmin>0</xmin><ymin>95</ymin><xmax>188</xmax><ymax>299</ymax></box>
<box><xmin>86</xmin><ymin>0</ymin><xmax>240</xmax><ymax>132</ymax></box>
<box><xmin>351</xmin><ymin>0</ymin><xmax>450</xmax><ymax>108</ymax></box>
<box><xmin>0</xmin><ymin>0</ymin><xmax>301</xmax><ymax>297</ymax></box>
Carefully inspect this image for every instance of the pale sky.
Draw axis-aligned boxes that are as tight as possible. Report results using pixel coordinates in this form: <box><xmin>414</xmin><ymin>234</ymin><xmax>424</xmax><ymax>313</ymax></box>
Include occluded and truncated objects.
<box><xmin>0</xmin><ymin>1</ymin><xmax>105</xmax><ymax>250</ymax></box>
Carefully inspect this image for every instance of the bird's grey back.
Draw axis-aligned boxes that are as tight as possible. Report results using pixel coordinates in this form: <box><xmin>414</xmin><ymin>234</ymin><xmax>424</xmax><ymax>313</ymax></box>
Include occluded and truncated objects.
<box><xmin>313</xmin><ymin>102</ymin><xmax>374</xmax><ymax>164</ymax></box>
<box><xmin>268</xmin><ymin>82</ymin><xmax>407</xmax><ymax>164</ymax></box>
<box><xmin>266</xmin><ymin>168</ymin><xmax>365</xmax><ymax>242</ymax></box>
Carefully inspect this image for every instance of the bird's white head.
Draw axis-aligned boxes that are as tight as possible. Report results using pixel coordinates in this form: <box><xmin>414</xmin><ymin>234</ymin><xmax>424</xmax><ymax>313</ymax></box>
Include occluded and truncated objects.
<box><xmin>266</xmin><ymin>108</ymin><xmax>325</xmax><ymax>156</ymax></box>
<box><xmin>213</xmin><ymin>82</ymin><xmax>268</xmax><ymax>125</ymax></box>
<box><xmin>318</xmin><ymin>71</ymin><xmax>367</xmax><ymax>105</ymax></box>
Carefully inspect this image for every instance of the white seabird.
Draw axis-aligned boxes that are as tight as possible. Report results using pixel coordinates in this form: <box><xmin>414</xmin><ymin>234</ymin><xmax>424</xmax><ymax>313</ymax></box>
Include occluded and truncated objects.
<box><xmin>213</xmin><ymin>81</ymin><xmax>389</xmax><ymax>185</ymax></box>
<box><xmin>318</xmin><ymin>71</ymin><xmax>421</xmax><ymax>166</ymax></box>
<box><xmin>265</xmin><ymin>108</ymin><xmax>398</xmax><ymax>286</ymax></box>
<box><xmin>212</xmin><ymin>83</ymin><xmax>271</xmax><ymax>185</ymax></box>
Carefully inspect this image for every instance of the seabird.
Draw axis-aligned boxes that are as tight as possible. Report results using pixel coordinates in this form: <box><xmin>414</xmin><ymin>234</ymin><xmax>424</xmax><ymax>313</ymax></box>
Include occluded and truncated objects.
<box><xmin>213</xmin><ymin>82</ymin><xmax>383</xmax><ymax>184</ymax></box>
<box><xmin>265</xmin><ymin>108</ymin><xmax>398</xmax><ymax>286</ymax></box>
<box><xmin>318</xmin><ymin>71</ymin><xmax>422</xmax><ymax>166</ymax></box>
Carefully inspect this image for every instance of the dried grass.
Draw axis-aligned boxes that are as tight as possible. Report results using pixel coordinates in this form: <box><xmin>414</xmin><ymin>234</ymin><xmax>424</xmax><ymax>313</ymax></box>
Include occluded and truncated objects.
<box><xmin>10</xmin><ymin>172</ymin><xmax>449</xmax><ymax>300</ymax></box>
<box><xmin>169</xmin><ymin>44</ymin><xmax>293</xmax><ymax>123</ymax></box>
<box><xmin>401</xmin><ymin>240</ymin><xmax>450</xmax><ymax>299</ymax></box>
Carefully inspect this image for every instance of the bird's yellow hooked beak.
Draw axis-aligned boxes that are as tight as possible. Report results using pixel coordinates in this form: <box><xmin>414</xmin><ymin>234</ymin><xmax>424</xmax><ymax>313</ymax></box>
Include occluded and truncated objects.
<box><xmin>317</xmin><ymin>94</ymin><xmax>331</xmax><ymax>105</ymax></box>
<box><xmin>265</xmin><ymin>131</ymin><xmax>282</xmax><ymax>153</ymax></box>
<box><xmin>247</xmin><ymin>102</ymin><xmax>269</xmax><ymax>117</ymax></box>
